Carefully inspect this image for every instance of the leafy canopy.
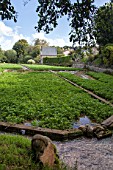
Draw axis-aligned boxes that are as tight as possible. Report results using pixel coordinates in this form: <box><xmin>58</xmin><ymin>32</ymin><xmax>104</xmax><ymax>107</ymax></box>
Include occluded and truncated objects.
<box><xmin>1</xmin><ymin>0</ymin><xmax>112</xmax><ymax>46</ymax></box>
<box><xmin>13</xmin><ymin>39</ymin><xmax>29</xmax><ymax>59</ymax></box>
<box><xmin>93</xmin><ymin>2</ymin><xmax>113</xmax><ymax>46</ymax></box>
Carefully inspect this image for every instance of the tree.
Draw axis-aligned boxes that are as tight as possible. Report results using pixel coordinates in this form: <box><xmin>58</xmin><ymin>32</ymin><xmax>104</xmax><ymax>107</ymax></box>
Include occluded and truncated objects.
<box><xmin>0</xmin><ymin>0</ymin><xmax>97</xmax><ymax>46</ymax></box>
<box><xmin>13</xmin><ymin>39</ymin><xmax>29</xmax><ymax>62</ymax></box>
<box><xmin>0</xmin><ymin>0</ymin><xmax>17</xmax><ymax>22</ymax></box>
<box><xmin>27</xmin><ymin>45</ymin><xmax>40</xmax><ymax>58</ymax></box>
<box><xmin>34</xmin><ymin>38</ymin><xmax>49</xmax><ymax>47</ymax></box>
<box><xmin>1</xmin><ymin>1</ymin><xmax>113</xmax><ymax>46</ymax></box>
<box><xmin>93</xmin><ymin>3</ymin><xmax>113</xmax><ymax>46</ymax></box>
<box><xmin>4</xmin><ymin>49</ymin><xmax>17</xmax><ymax>63</ymax></box>
<box><xmin>0</xmin><ymin>46</ymin><xmax>7</xmax><ymax>62</ymax></box>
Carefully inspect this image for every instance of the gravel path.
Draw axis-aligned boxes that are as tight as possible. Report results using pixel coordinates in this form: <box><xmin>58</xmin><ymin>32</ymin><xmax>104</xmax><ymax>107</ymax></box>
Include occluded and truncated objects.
<box><xmin>54</xmin><ymin>136</ymin><xmax>113</xmax><ymax>170</ymax></box>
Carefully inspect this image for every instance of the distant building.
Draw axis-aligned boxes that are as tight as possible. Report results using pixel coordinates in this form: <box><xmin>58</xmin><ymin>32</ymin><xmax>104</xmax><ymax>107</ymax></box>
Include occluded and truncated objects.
<box><xmin>40</xmin><ymin>46</ymin><xmax>57</xmax><ymax>64</ymax></box>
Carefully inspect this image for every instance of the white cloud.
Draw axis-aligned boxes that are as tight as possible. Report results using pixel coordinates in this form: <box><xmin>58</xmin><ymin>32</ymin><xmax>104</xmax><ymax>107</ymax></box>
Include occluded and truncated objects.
<box><xmin>0</xmin><ymin>21</ymin><xmax>72</xmax><ymax>51</ymax></box>
<box><xmin>0</xmin><ymin>21</ymin><xmax>31</xmax><ymax>50</ymax></box>
<box><xmin>32</xmin><ymin>32</ymin><xmax>72</xmax><ymax>47</ymax></box>
<box><xmin>0</xmin><ymin>21</ymin><xmax>13</xmax><ymax>36</ymax></box>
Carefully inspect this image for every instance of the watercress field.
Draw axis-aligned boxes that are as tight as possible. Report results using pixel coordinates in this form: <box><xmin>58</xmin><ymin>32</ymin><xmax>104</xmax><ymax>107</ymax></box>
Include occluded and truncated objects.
<box><xmin>0</xmin><ymin>68</ymin><xmax>113</xmax><ymax>130</ymax></box>
<box><xmin>58</xmin><ymin>72</ymin><xmax>113</xmax><ymax>104</ymax></box>
<box><xmin>0</xmin><ymin>63</ymin><xmax>22</xmax><ymax>71</ymax></box>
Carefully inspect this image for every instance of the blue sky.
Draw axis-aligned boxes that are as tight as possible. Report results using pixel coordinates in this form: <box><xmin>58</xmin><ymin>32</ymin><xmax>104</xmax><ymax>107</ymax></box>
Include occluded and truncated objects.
<box><xmin>0</xmin><ymin>0</ymin><xmax>110</xmax><ymax>50</ymax></box>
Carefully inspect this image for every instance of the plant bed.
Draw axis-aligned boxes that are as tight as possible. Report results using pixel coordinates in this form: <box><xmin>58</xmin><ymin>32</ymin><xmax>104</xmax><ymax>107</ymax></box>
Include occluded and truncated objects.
<box><xmin>22</xmin><ymin>64</ymin><xmax>81</xmax><ymax>71</ymax></box>
<box><xmin>58</xmin><ymin>72</ymin><xmax>113</xmax><ymax>104</ymax></box>
<box><xmin>0</xmin><ymin>63</ymin><xmax>22</xmax><ymax>71</ymax></box>
<box><xmin>0</xmin><ymin>71</ymin><xmax>113</xmax><ymax>130</ymax></box>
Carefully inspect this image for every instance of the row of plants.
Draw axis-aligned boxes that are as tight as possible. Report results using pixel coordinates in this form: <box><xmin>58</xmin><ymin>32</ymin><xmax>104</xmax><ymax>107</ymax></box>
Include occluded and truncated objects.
<box><xmin>0</xmin><ymin>63</ymin><xmax>22</xmax><ymax>71</ymax></box>
<box><xmin>22</xmin><ymin>64</ymin><xmax>81</xmax><ymax>71</ymax></box>
<box><xmin>87</xmin><ymin>71</ymin><xmax>113</xmax><ymax>84</ymax></box>
<box><xmin>58</xmin><ymin>72</ymin><xmax>113</xmax><ymax>104</ymax></box>
<box><xmin>0</xmin><ymin>71</ymin><xmax>113</xmax><ymax>129</ymax></box>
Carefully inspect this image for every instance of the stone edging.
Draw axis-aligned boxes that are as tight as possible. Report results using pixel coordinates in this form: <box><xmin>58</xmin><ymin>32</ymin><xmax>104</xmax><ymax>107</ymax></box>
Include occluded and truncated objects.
<box><xmin>0</xmin><ymin>122</ymin><xmax>83</xmax><ymax>141</ymax></box>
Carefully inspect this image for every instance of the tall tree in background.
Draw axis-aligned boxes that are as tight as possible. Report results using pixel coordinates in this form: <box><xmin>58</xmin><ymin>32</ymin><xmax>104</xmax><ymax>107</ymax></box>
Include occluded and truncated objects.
<box><xmin>13</xmin><ymin>39</ymin><xmax>29</xmax><ymax>62</ymax></box>
<box><xmin>93</xmin><ymin>2</ymin><xmax>113</xmax><ymax>46</ymax></box>
<box><xmin>4</xmin><ymin>49</ymin><xmax>17</xmax><ymax>63</ymax></box>
<box><xmin>34</xmin><ymin>38</ymin><xmax>49</xmax><ymax>47</ymax></box>
<box><xmin>0</xmin><ymin>46</ymin><xmax>6</xmax><ymax>62</ymax></box>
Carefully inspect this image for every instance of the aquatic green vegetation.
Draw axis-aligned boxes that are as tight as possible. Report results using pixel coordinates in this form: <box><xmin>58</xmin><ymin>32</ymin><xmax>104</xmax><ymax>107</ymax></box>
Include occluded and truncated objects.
<box><xmin>23</xmin><ymin>64</ymin><xmax>81</xmax><ymax>71</ymax></box>
<box><xmin>0</xmin><ymin>71</ymin><xmax>113</xmax><ymax>129</ymax></box>
<box><xmin>58</xmin><ymin>72</ymin><xmax>113</xmax><ymax>104</ymax></box>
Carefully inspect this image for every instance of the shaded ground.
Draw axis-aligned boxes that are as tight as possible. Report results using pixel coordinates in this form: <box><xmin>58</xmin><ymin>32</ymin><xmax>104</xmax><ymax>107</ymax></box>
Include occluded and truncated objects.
<box><xmin>54</xmin><ymin>136</ymin><xmax>113</xmax><ymax>170</ymax></box>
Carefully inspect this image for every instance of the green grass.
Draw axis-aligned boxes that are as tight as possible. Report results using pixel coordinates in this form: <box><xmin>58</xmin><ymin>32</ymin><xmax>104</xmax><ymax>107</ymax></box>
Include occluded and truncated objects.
<box><xmin>0</xmin><ymin>134</ymin><xmax>76</xmax><ymax>170</ymax></box>
<box><xmin>22</xmin><ymin>64</ymin><xmax>81</xmax><ymax>71</ymax></box>
<box><xmin>0</xmin><ymin>71</ymin><xmax>113</xmax><ymax>129</ymax></box>
<box><xmin>0</xmin><ymin>134</ymin><xmax>37</xmax><ymax>170</ymax></box>
<box><xmin>0</xmin><ymin>63</ymin><xmax>22</xmax><ymax>71</ymax></box>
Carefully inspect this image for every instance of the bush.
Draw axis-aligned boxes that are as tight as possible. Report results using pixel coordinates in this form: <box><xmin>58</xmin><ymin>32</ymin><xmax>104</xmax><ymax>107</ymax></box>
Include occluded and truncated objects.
<box><xmin>43</xmin><ymin>56</ymin><xmax>72</xmax><ymax>66</ymax></box>
<box><xmin>27</xmin><ymin>59</ymin><xmax>36</xmax><ymax>64</ymax></box>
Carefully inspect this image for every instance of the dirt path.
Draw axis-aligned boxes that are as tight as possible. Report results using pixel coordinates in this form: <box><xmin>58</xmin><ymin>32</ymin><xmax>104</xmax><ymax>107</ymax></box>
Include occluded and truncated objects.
<box><xmin>54</xmin><ymin>136</ymin><xmax>113</xmax><ymax>170</ymax></box>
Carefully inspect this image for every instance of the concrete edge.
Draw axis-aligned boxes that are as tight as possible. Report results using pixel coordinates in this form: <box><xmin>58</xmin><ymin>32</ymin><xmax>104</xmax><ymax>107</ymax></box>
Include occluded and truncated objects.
<box><xmin>0</xmin><ymin>122</ymin><xmax>83</xmax><ymax>141</ymax></box>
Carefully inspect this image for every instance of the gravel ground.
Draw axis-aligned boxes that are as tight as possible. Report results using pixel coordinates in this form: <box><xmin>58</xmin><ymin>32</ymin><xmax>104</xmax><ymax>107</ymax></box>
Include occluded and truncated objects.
<box><xmin>1</xmin><ymin>131</ymin><xmax>113</xmax><ymax>170</ymax></box>
<box><xmin>54</xmin><ymin>135</ymin><xmax>113</xmax><ymax>170</ymax></box>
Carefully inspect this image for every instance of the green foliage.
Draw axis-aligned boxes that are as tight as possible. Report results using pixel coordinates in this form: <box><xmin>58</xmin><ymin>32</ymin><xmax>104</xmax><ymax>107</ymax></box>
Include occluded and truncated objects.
<box><xmin>59</xmin><ymin>71</ymin><xmax>113</xmax><ymax>104</ymax></box>
<box><xmin>36</xmin><ymin>0</ymin><xmax>96</xmax><ymax>46</ymax></box>
<box><xmin>23</xmin><ymin>64</ymin><xmax>81</xmax><ymax>71</ymax></box>
<box><xmin>13</xmin><ymin>39</ymin><xmax>29</xmax><ymax>62</ymax></box>
<box><xmin>34</xmin><ymin>38</ymin><xmax>49</xmax><ymax>47</ymax></box>
<box><xmin>0</xmin><ymin>0</ymin><xmax>17</xmax><ymax>22</ymax></box>
<box><xmin>102</xmin><ymin>44</ymin><xmax>113</xmax><ymax>67</ymax></box>
<box><xmin>0</xmin><ymin>63</ymin><xmax>22</xmax><ymax>71</ymax></box>
<box><xmin>23</xmin><ymin>55</ymin><xmax>33</xmax><ymax>63</ymax></box>
<box><xmin>0</xmin><ymin>47</ymin><xmax>7</xmax><ymax>63</ymax></box>
<box><xmin>0</xmin><ymin>134</ymin><xmax>37</xmax><ymax>170</ymax></box>
<box><xmin>27</xmin><ymin>59</ymin><xmax>35</xmax><ymax>64</ymax></box>
<box><xmin>0</xmin><ymin>134</ymin><xmax>74</xmax><ymax>170</ymax></box>
<box><xmin>4</xmin><ymin>49</ymin><xmax>17</xmax><ymax>63</ymax></box>
<box><xmin>94</xmin><ymin>3</ymin><xmax>113</xmax><ymax>46</ymax></box>
<box><xmin>27</xmin><ymin>45</ymin><xmax>40</xmax><ymax>58</ymax></box>
<box><xmin>43</xmin><ymin>56</ymin><xmax>72</xmax><ymax>66</ymax></box>
<box><xmin>0</xmin><ymin>71</ymin><xmax>113</xmax><ymax>129</ymax></box>
<box><xmin>56</xmin><ymin>46</ymin><xmax>64</xmax><ymax>55</ymax></box>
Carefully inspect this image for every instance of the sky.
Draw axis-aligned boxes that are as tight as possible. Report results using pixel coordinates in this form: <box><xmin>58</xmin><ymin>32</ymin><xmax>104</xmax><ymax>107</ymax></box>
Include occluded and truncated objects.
<box><xmin>0</xmin><ymin>0</ymin><xmax>110</xmax><ymax>50</ymax></box>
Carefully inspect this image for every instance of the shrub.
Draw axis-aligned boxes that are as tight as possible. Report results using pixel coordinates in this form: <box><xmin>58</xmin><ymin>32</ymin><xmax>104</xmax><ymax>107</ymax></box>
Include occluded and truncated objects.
<box><xmin>43</xmin><ymin>56</ymin><xmax>72</xmax><ymax>66</ymax></box>
<box><xmin>27</xmin><ymin>59</ymin><xmax>36</xmax><ymax>64</ymax></box>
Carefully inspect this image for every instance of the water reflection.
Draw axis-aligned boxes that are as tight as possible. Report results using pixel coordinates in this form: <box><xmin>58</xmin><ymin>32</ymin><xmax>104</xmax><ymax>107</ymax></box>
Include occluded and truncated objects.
<box><xmin>73</xmin><ymin>116</ymin><xmax>94</xmax><ymax>129</ymax></box>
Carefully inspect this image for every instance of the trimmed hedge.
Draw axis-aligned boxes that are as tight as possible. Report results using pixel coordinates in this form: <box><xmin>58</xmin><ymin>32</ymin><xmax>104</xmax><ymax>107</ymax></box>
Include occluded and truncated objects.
<box><xmin>43</xmin><ymin>56</ymin><xmax>72</xmax><ymax>66</ymax></box>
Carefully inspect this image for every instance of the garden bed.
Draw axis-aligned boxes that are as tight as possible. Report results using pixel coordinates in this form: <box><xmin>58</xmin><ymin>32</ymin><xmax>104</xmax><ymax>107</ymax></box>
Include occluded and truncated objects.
<box><xmin>0</xmin><ymin>71</ymin><xmax>113</xmax><ymax>130</ymax></box>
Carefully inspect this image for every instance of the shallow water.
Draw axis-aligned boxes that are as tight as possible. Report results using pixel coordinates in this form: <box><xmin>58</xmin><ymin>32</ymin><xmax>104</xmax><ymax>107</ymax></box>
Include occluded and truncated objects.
<box><xmin>73</xmin><ymin>115</ymin><xmax>96</xmax><ymax>129</ymax></box>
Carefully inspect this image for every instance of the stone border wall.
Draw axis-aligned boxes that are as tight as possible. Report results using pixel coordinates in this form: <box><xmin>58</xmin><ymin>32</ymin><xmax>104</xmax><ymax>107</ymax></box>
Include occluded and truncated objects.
<box><xmin>0</xmin><ymin>122</ymin><xmax>83</xmax><ymax>141</ymax></box>
<box><xmin>72</xmin><ymin>63</ymin><xmax>113</xmax><ymax>74</ymax></box>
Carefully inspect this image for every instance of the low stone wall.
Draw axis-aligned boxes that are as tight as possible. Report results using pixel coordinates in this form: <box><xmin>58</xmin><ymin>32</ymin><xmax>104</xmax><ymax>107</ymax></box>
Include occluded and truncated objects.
<box><xmin>72</xmin><ymin>63</ymin><xmax>85</xmax><ymax>69</ymax></box>
<box><xmin>86</xmin><ymin>65</ymin><xmax>113</xmax><ymax>74</ymax></box>
<box><xmin>0</xmin><ymin>122</ymin><xmax>83</xmax><ymax>141</ymax></box>
<box><xmin>72</xmin><ymin>63</ymin><xmax>113</xmax><ymax>73</ymax></box>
